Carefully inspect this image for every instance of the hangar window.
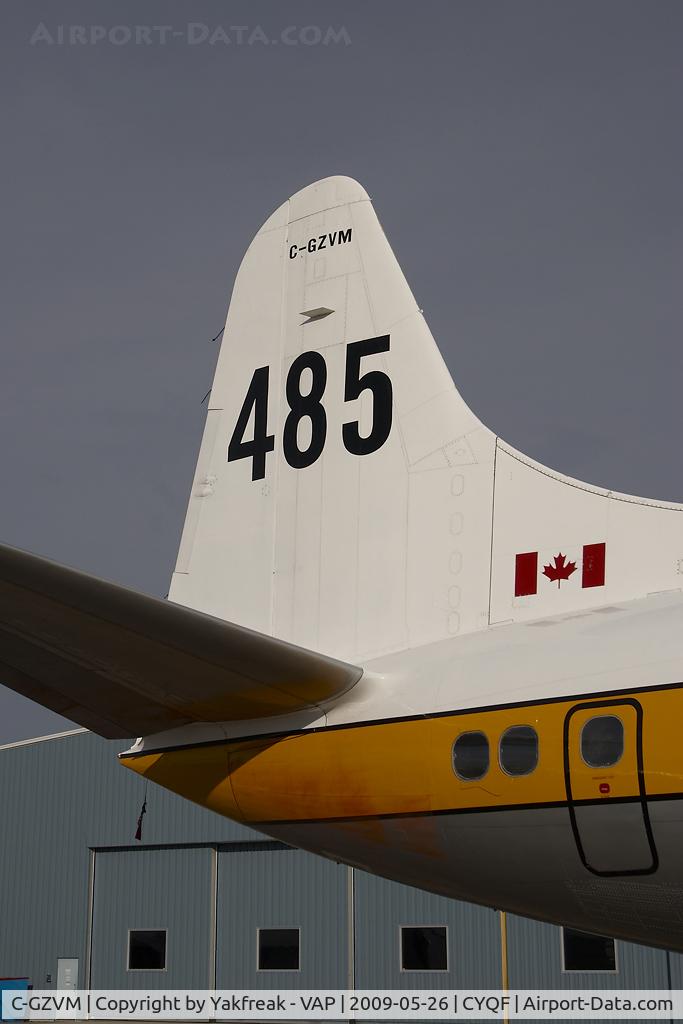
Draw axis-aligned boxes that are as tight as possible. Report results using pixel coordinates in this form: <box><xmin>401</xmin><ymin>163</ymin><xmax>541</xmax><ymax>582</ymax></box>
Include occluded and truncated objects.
<box><xmin>452</xmin><ymin>731</ymin><xmax>489</xmax><ymax>781</ymax></box>
<box><xmin>562</xmin><ymin>928</ymin><xmax>617</xmax><ymax>972</ymax></box>
<box><xmin>128</xmin><ymin>929</ymin><xmax>167</xmax><ymax>971</ymax></box>
<box><xmin>257</xmin><ymin>928</ymin><xmax>300</xmax><ymax>971</ymax></box>
<box><xmin>581</xmin><ymin>715</ymin><xmax>624</xmax><ymax>768</ymax></box>
<box><xmin>400</xmin><ymin>926</ymin><xmax>448</xmax><ymax>971</ymax></box>
<box><xmin>499</xmin><ymin>725</ymin><xmax>538</xmax><ymax>776</ymax></box>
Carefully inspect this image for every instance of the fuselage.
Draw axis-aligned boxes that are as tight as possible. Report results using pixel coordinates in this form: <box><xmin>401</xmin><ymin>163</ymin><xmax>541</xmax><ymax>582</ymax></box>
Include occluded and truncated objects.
<box><xmin>121</xmin><ymin>591</ymin><xmax>683</xmax><ymax>953</ymax></box>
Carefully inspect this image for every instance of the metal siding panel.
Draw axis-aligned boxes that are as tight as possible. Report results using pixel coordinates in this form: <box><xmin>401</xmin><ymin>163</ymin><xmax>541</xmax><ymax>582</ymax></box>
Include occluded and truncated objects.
<box><xmin>0</xmin><ymin>731</ymin><xmax>256</xmax><ymax>988</ymax></box>
<box><xmin>216</xmin><ymin>846</ymin><xmax>347</xmax><ymax>988</ymax></box>
<box><xmin>663</xmin><ymin>950</ymin><xmax>683</xmax><ymax>986</ymax></box>
<box><xmin>353</xmin><ymin>870</ymin><xmax>501</xmax><ymax>988</ymax></box>
<box><xmin>507</xmin><ymin>915</ymin><xmax>670</xmax><ymax>989</ymax></box>
<box><xmin>90</xmin><ymin>848</ymin><xmax>211</xmax><ymax>988</ymax></box>
<box><xmin>0</xmin><ymin>733</ymin><xmax>93</xmax><ymax>988</ymax></box>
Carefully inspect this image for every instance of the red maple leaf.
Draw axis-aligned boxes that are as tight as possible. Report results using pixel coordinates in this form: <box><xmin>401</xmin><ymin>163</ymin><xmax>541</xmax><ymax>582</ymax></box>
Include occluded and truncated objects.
<box><xmin>542</xmin><ymin>552</ymin><xmax>577</xmax><ymax>588</ymax></box>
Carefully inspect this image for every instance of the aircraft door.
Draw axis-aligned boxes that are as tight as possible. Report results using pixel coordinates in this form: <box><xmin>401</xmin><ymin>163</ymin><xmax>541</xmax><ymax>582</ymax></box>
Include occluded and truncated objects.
<box><xmin>564</xmin><ymin>699</ymin><xmax>657</xmax><ymax>876</ymax></box>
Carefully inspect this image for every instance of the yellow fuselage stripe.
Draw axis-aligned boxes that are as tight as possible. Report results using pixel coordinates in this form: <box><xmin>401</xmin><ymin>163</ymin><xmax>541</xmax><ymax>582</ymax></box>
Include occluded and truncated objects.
<box><xmin>119</xmin><ymin>685</ymin><xmax>683</xmax><ymax>825</ymax></box>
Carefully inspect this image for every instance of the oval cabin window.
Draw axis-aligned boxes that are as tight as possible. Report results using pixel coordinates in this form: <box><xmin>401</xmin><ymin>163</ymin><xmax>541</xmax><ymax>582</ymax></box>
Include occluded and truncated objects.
<box><xmin>452</xmin><ymin>731</ymin><xmax>489</xmax><ymax>781</ymax></box>
<box><xmin>580</xmin><ymin>715</ymin><xmax>624</xmax><ymax>768</ymax></box>
<box><xmin>499</xmin><ymin>725</ymin><xmax>539</xmax><ymax>776</ymax></box>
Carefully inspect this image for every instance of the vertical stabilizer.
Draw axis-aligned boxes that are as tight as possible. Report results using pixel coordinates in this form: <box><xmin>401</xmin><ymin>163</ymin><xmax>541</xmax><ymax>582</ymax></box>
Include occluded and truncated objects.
<box><xmin>170</xmin><ymin>177</ymin><xmax>496</xmax><ymax>661</ymax></box>
<box><xmin>171</xmin><ymin>175</ymin><xmax>683</xmax><ymax>663</ymax></box>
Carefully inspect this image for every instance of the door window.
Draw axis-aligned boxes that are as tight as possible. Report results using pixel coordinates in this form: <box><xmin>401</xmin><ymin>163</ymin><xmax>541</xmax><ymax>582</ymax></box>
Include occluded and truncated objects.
<box><xmin>580</xmin><ymin>715</ymin><xmax>624</xmax><ymax>768</ymax></box>
<box><xmin>401</xmin><ymin>926</ymin><xmax>448</xmax><ymax>971</ymax></box>
<box><xmin>257</xmin><ymin>928</ymin><xmax>300</xmax><ymax>971</ymax></box>
<box><xmin>563</xmin><ymin>928</ymin><xmax>616</xmax><ymax>972</ymax></box>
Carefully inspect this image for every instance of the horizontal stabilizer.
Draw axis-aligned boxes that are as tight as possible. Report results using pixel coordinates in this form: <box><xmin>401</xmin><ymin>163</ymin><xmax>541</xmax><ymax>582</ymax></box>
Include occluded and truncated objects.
<box><xmin>0</xmin><ymin>543</ymin><xmax>362</xmax><ymax>738</ymax></box>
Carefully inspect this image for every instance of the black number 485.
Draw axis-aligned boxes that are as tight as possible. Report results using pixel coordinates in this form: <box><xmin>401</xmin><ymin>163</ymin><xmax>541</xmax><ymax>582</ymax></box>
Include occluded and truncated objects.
<box><xmin>227</xmin><ymin>336</ymin><xmax>392</xmax><ymax>480</ymax></box>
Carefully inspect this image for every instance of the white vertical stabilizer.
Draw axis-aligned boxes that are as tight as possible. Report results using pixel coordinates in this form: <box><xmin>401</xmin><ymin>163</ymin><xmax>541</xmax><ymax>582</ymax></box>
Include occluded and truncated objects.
<box><xmin>170</xmin><ymin>176</ymin><xmax>495</xmax><ymax>661</ymax></box>
<box><xmin>170</xmin><ymin>176</ymin><xmax>683</xmax><ymax>663</ymax></box>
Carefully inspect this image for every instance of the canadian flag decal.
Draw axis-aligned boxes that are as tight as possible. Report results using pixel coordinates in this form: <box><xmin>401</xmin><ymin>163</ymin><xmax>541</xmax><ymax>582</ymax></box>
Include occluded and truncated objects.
<box><xmin>514</xmin><ymin>542</ymin><xmax>606</xmax><ymax>597</ymax></box>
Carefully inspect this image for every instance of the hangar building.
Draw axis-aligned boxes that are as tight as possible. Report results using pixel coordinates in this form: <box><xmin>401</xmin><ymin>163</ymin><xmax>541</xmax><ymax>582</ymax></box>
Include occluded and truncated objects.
<box><xmin>1</xmin><ymin>729</ymin><xmax>681</xmax><ymax>1004</ymax></box>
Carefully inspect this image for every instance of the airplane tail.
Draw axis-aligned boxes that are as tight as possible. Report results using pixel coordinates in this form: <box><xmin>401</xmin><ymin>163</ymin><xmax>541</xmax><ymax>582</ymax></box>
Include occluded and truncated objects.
<box><xmin>171</xmin><ymin>175</ymin><xmax>683</xmax><ymax>664</ymax></box>
<box><xmin>169</xmin><ymin>177</ymin><xmax>495</xmax><ymax>662</ymax></box>
<box><xmin>1</xmin><ymin>175</ymin><xmax>682</xmax><ymax>742</ymax></box>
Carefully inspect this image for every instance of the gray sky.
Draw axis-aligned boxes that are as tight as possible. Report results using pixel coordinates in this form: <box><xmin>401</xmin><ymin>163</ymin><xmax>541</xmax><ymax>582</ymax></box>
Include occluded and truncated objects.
<box><xmin>1</xmin><ymin>0</ymin><xmax>682</xmax><ymax>743</ymax></box>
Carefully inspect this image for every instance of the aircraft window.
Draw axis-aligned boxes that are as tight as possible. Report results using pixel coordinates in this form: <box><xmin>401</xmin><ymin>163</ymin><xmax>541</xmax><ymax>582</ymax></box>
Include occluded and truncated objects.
<box><xmin>452</xmin><ymin>732</ymin><xmax>489</xmax><ymax>781</ymax></box>
<box><xmin>257</xmin><ymin>927</ymin><xmax>300</xmax><ymax>971</ymax></box>
<box><xmin>127</xmin><ymin>929</ymin><xmax>167</xmax><ymax>971</ymax></box>
<box><xmin>580</xmin><ymin>715</ymin><xmax>624</xmax><ymax>768</ymax></box>
<box><xmin>401</xmin><ymin>926</ymin><xmax>448</xmax><ymax>971</ymax></box>
<box><xmin>562</xmin><ymin>927</ymin><xmax>617</xmax><ymax>972</ymax></box>
<box><xmin>499</xmin><ymin>725</ymin><xmax>538</xmax><ymax>776</ymax></box>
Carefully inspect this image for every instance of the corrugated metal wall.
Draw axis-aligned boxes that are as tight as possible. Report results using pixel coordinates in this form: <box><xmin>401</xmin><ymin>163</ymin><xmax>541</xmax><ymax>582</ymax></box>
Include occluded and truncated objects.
<box><xmin>506</xmin><ymin>915</ymin><xmax>678</xmax><ymax>1024</ymax></box>
<box><xmin>0</xmin><ymin>730</ymin><xmax>251</xmax><ymax>987</ymax></box>
<box><xmin>1</xmin><ymin>729</ymin><xmax>683</xmax><ymax>997</ymax></box>
<box><xmin>216</xmin><ymin>845</ymin><xmax>348</xmax><ymax>988</ymax></box>
<box><xmin>507</xmin><ymin>914</ymin><xmax>672</xmax><ymax>990</ymax></box>
<box><xmin>353</xmin><ymin>871</ymin><xmax>501</xmax><ymax>989</ymax></box>
<box><xmin>91</xmin><ymin>848</ymin><xmax>213</xmax><ymax>989</ymax></box>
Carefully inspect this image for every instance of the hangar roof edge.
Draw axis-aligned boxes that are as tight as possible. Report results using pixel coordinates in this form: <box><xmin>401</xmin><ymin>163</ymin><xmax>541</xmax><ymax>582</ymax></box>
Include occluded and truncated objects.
<box><xmin>0</xmin><ymin>727</ymin><xmax>87</xmax><ymax>752</ymax></box>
